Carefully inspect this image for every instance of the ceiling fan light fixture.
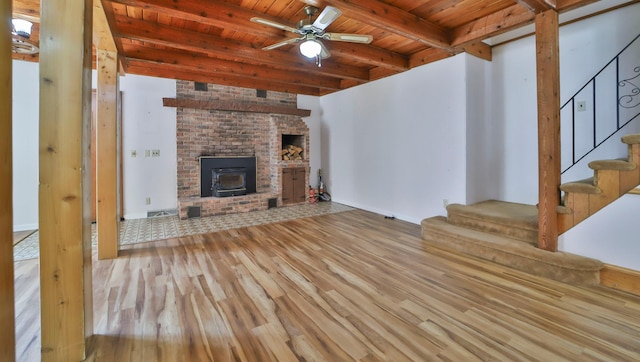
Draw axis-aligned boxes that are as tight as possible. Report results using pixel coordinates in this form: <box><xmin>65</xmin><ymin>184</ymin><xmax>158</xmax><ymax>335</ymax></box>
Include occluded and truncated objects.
<box><xmin>12</xmin><ymin>18</ymin><xmax>33</xmax><ymax>39</ymax></box>
<box><xmin>300</xmin><ymin>39</ymin><xmax>321</xmax><ymax>58</ymax></box>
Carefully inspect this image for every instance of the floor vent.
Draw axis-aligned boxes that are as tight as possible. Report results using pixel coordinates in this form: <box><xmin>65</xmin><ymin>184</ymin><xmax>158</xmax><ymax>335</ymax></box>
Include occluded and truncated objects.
<box><xmin>147</xmin><ymin>209</ymin><xmax>178</xmax><ymax>218</ymax></box>
<box><xmin>268</xmin><ymin>198</ymin><xmax>278</xmax><ymax>209</ymax></box>
<box><xmin>187</xmin><ymin>206</ymin><xmax>201</xmax><ymax>218</ymax></box>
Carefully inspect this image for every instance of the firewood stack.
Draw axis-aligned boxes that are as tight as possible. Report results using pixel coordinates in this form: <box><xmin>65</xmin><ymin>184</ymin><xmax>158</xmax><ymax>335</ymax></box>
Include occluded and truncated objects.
<box><xmin>281</xmin><ymin>145</ymin><xmax>303</xmax><ymax>161</ymax></box>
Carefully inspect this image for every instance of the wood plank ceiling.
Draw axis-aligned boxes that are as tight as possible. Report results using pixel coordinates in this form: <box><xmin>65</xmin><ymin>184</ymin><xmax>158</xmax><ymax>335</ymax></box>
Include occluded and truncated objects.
<box><xmin>13</xmin><ymin>0</ymin><xmax>600</xmax><ymax>95</ymax></box>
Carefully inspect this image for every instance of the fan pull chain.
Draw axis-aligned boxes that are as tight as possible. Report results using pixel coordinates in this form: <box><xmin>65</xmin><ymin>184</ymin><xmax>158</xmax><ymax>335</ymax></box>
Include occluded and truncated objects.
<box><xmin>316</xmin><ymin>55</ymin><xmax>322</xmax><ymax>67</ymax></box>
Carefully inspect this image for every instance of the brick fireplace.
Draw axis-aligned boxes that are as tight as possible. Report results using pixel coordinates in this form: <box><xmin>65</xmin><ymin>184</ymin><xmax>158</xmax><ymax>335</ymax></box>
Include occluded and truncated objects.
<box><xmin>172</xmin><ymin>81</ymin><xmax>310</xmax><ymax>219</ymax></box>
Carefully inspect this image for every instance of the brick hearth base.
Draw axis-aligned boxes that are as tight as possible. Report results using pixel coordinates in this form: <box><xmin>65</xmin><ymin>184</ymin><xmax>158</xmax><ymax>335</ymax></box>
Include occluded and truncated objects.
<box><xmin>178</xmin><ymin>192</ymin><xmax>279</xmax><ymax>219</ymax></box>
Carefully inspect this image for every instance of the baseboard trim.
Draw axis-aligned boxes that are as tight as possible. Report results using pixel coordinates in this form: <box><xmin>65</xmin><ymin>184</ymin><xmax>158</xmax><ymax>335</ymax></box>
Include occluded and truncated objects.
<box><xmin>13</xmin><ymin>223</ymin><xmax>38</xmax><ymax>232</ymax></box>
<box><xmin>600</xmin><ymin>264</ymin><xmax>640</xmax><ymax>296</ymax></box>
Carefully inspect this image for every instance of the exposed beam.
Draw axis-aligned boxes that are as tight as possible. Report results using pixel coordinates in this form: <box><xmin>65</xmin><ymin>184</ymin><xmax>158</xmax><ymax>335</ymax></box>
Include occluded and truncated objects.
<box><xmin>326</xmin><ymin>42</ymin><xmax>409</xmax><ymax>72</ymax></box>
<box><xmin>369</xmin><ymin>67</ymin><xmax>401</xmax><ymax>82</ymax></box>
<box><xmin>557</xmin><ymin>0</ymin><xmax>600</xmax><ymax>12</ymax></box>
<box><xmin>409</xmin><ymin>48</ymin><xmax>454</xmax><ymax>68</ymax></box>
<box><xmin>39</xmin><ymin>0</ymin><xmax>94</xmax><ymax>360</ymax></box>
<box><xmin>126</xmin><ymin>61</ymin><xmax>322</xmax><ymax>96</ymax></box>
<box><xmin>163</xmin><ymin>98</ymin><xmax>312</xmax><ymax>117</ymax></box>
<box><xmin>121</xmin><ymin>43</ymin><xmax>342</xmax><ymax>91</ymax></box>
<box><xmin>463</xmin><ymin>41</ymin><xmax>492</xmax><ymax>61</ymax></box>
<box><xmin>535</xmin><ymin>9</ymin><xmax>561</xmax><ymax>251</ymax></box>
<box><xmin>96</xmin><ymin>48</ymin><xmax>120</xmax><ymax>260</ymax></box>
<box><xmin>308</xmin><ymin>0</ymin><xmax>454</xmax><ymax>51</ymax></box>
<box><xmin>109</xmin><ymin>0</ymin><xmax>291</xmax><ymax>39</ymax></box>
<box><xmin>114</xmin><ymin>16</ymin><xmax>370</xmax><ymax>82</ymax></box>
<box><xmin>12</xmin><ymin>0</ymin><xmax>39</xmax><ymax>21</ymax></box>
<box><xmin>451</xmin><ymin>4</ymin><xmax>535</xmax><ymax>47</ymax></box>
<box><xmin>516</xmin><ymin>0</ymin><xmax>557</xmax><ymax>13</ymax></box>
<box><xmin>0</xmin><ymin>1</ymin><xmax>15</xmax><ymax>360</ymax></box>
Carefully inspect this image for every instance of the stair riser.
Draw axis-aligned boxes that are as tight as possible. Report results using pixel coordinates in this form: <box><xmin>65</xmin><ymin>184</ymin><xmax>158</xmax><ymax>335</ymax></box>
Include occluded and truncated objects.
<box><xmin>447</xmin><ymin>213</ymin><xmax>537</xmax><ymax>245</ymax></box>
<box><xmin>422</xmin><ymin>221</ymin><xmax>601</xmax><ymax>285</ymax></box>
<box><xmin>559</xmin><ymin>139</ymin><xmax>640</xmax><ymax>234</ymax></box>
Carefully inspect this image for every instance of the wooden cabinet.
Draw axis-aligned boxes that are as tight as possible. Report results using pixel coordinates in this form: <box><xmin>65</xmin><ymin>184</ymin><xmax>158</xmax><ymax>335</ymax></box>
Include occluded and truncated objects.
<box><xmin>282</xmin><ymin>167</ymin><xmax>306</xmax><ymax>205</ymax></box>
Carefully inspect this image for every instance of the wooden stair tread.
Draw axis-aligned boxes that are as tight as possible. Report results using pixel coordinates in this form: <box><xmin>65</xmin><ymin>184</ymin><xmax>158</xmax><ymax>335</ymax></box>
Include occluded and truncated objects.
<box><xmin>588</xmin><ymin>159</ymin><xmax>635</xmax><ymax>171</ymax></box>
<box><xmin>621</xmin><ymin>133</ymin><xmax>640</xmax><ymax>144</ymax></box>
<box><xmin>446</xmin><ymin>200</ymin><xmax>539</xmax><ymax>243</ymax></box>
<box><xmin>447</xmin><ymin>200</ymin><xmax>538</xmax><ymax>228</ymax></box>
<box><xmin>421</xmin><ymin>216</ymin><xmax>603</xmax><ymax>285</ymax></box>
<box><xmin>560</xmin><ymin>177</ymin><xmax>600</xmax><ymax>194</ymax></box>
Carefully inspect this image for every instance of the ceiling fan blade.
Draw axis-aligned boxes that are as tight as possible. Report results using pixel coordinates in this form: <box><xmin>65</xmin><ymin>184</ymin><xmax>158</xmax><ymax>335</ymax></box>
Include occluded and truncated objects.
<box><xmin>326</xmin><ymin>33</ymin><xmax>373</xmax><ymax>44</ymax></box>
<box><xmin>312</xmin><ymin>6</ymin><xmax>342</xmax><ymax>31</ymax></box>
<box><xmin>251</xmin><ymin>17</ymin><xmax>302</xmax><ymax>34</ymax></box>
<box><xmin>319</xmin><ymin>41</ymin><xmax>331</xmax><ymax>59</ymax></box>
<box><xmin>263</xmin><ymin>37</ymin><xmax>302</xmax><ymax>50</ymax></box>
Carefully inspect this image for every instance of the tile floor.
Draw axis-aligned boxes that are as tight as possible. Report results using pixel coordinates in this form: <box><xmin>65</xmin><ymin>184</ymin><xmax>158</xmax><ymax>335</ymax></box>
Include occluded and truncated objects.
<box><xmin>14</xmin><ymin>202</ymin><xmax>354</xmax><ymax>262</ymax></box>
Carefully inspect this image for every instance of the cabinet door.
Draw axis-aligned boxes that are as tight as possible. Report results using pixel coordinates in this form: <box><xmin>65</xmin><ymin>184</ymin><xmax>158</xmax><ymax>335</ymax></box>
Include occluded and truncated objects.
<box><xmin>282</xmin><ymin>168</ymin><xmax>294</xmax><ymax>205</ymax></box>
<box><xmin>282</xmin><ymin>168</ymin><xmax>306</xmax><ymax>205</ymax></box>
<box><xmin>293</xmin><ymin>168</ymin><xmax>306</xmax><ymax>203</ymax></box>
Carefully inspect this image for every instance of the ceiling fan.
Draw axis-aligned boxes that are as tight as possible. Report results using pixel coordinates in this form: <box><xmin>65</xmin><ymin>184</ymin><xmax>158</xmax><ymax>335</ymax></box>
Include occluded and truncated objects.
<box><xmin>251</xmin><ymin>5</ymin><xmax>373</xmax><ymax>67</ymax></box>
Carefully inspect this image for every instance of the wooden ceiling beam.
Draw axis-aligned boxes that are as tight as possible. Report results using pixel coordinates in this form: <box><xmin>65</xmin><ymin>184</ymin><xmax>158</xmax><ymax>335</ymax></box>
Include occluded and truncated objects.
<box><xmin>12</xmin><ymin>0</ymin><xmax>39</xmax><ymax>21</ymax></box>
<box><xmin>450</xmin><ymin>4</ymin><xmax>535</xmax><ymax>47</ymax></box>
<box><xmin>114</xmin><ymin>16</ymin><xmax>371</xmax><ymax>81</ymax></box>
<box><xmin>556</xmin><ymin>0</ymin><xmax>600</xmax><ymax>12</ymax></box>
<box><xmin>108</xmin><ymin>0</ymin><xmax>293</xmax><ymax>39</ymax></box>
<box><xmin>304</xmin><ymin>0</ymin><xmax>454</xmax><ymax>51</ymax></box>
<box><xmin>463</xmin><ymin>41</ymin><xmax>492</xmax><ymax>61</ymax></box>
<box><xmin>516</xmin><ymin>0</ymin><xmax>557</xmax><ymax>13</ymax></box>
<box><xmin>121</xmin><ymin>43</ymin><xmax>343</xmax><ymax>91</ymax></box>
<box><xmin>327</xmin><ymin>42</ymin><xmax>408</xmax><ymax>72</ymax></box>
<box><xmin>125</xmin><ymin>60</ymin><xmax>322</xmax><ymax>96</ymax></box>
<box><xmin>409</xmin><ymin>48</ymin><xmax>455</xmax><ymax>68</ymax></box>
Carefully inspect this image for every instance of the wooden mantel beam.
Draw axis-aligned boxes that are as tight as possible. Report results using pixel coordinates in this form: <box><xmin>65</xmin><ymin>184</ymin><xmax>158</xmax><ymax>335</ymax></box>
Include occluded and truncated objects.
<box><xmin>163</xmin><ymin>98</ymin><xmax>312</xmax><ymax>117</ymax></box>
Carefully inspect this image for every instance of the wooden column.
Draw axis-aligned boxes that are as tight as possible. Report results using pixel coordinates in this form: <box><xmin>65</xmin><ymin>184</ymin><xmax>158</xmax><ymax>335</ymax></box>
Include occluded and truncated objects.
<box><xmin>39</xmin><ymin>0</ymin><xmax>93</xmax><ymax>359</ymax></box>
<box><xmin>0</xmin><ymin>2</ymin><xmax>16</xmax><ymax>361</ymax></box>
<box><xmin>535</xmin><ymin>9</ymin><xmax>561</xmax><ymax>252</ymax></box>
<box><xmin>96</xmin><ymin>49</ymin><xmax>120</xmax><ymax>260</ymax></box>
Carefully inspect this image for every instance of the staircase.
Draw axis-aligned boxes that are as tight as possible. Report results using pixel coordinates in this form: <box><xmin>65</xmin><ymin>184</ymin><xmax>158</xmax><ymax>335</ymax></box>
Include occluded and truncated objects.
<box><xmin>421</xmin><ymin>32</ymin><xmax>640</xmax><ymax>285</ymax></box>
<box><xmin>421</xmin><ymin>134</ymin><xmax>640</xmax><ymax>285</ymax></box>
<box><xmin>421</xmin><ymin>200</ymin><xmax>603</xmax><ymax>285</ymax></box>
<box><xmin>558</xmin><ymin>134</ymin><xmax>640</xmax><ymax>233</ymax></box>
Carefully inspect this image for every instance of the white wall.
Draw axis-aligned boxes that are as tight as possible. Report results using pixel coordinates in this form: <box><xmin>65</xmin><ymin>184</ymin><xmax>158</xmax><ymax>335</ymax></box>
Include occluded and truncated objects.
<box><xmin>119</xmin><ymin>74</ymin><xmax>177</xmax><ymax>219</ymax></box>
<box><xmin>487</xmin><ymin>3</ymin><xmax>640</xmax><ymax>269</ymax></box>
<box><xmin>319</xmin><ymin>55</ymin><xmax>468</xmax><ymax>224</ymax></box>
<box><xmin>297</xmin><ymin>95</ymin><xmax>322</xmax><ymax>187</ymax></box>
<box><xmin>12</xmin><ymin>60</ymin><xmax>39</xmax><ymax>231</ymax></box>
<box><xmin>465</xmin><ymin>55</ymin><xmax>497</xmax><ymax>203</ymax></box>
<box><xmin>12</xmin><ymin>67</ymin><xmax>176</xmax><ymax>228</ymax></box>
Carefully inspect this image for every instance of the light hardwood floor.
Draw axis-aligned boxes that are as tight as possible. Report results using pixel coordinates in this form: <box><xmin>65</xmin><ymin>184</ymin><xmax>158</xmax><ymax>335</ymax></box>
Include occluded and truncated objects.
<box><xmin>15</xmin><ymin>209</ymin><xmax>640</xmax><ymax>361</ymax></box>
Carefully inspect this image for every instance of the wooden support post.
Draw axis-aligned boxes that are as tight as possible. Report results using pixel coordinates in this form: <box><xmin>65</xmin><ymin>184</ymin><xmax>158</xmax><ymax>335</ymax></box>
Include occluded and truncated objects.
<box><xmin>0</xmin><ymin>2</ymin><xmax>16</xmax><ymax>361</ymax></box>
<box><xmin>39</xmin><ymin>0</ymin><xmax>93</xmax><ymax>359</ymax></box>
<box><xmin>96</xmin><ymin>49</ymin><xmax>120</xmax><ymax>260</ymax></box>
<box><xmin>535</xmin><ymin>9</ymin><xmax>561</xmax><ymax>252</ymax></box>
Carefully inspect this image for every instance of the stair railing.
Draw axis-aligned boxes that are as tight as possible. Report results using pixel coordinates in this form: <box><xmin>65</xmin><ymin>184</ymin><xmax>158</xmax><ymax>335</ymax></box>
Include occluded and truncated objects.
<box><xmin>561</xmin><ymin>33</ymin><xmax>640</xmax><ymax>174</ymax></box>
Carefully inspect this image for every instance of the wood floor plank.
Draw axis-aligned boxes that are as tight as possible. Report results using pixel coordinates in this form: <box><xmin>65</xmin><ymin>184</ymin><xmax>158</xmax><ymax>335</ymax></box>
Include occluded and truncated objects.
<box><xmin>13</xmin><ymin>209</ymin><xmax>640</xmax><ymax>361</ymax></box>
